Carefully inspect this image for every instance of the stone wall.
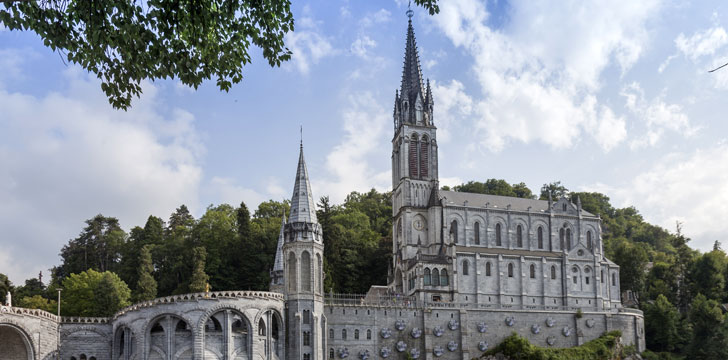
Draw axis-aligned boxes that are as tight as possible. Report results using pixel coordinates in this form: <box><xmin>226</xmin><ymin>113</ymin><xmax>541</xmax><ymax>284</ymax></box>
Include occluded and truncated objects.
<box><xmin>0</xmin><ymin>305</ymin><xmax>59</xmax><ymax>360</ymax></box>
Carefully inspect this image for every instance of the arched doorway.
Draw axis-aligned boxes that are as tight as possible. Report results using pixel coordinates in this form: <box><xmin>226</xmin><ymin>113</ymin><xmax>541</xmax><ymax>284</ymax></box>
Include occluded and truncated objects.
<box><xmin>146</xmin><ymin>315</ymin><xmax>193</xmax><ymax>360</ymax></box>
<box><xmin>203</xmin><ymin>310</ymin><xmax>252</xmax><ymax>360</ymax></box>
<box><xmin>0</xmin><ymin>323</ymin><xmax>34</xmax><ymax>360</ymax></box>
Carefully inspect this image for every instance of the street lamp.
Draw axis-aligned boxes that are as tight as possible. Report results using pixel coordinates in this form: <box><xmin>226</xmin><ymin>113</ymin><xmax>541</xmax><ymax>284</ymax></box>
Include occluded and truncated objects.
<box><xmin>57</xmin><ymin>288</ymin><xmax>62</xmax><ymax>360</ymax></box>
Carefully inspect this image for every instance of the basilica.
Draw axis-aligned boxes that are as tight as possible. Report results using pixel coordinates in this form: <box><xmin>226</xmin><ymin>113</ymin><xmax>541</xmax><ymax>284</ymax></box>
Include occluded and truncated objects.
<box><xmin>0</xmin><ymin>13</ymin><xmax>644</xmax><ymax>360</ymax></box>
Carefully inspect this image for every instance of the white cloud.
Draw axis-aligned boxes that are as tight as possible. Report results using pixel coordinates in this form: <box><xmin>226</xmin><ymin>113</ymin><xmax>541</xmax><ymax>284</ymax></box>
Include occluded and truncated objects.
<box><xmin>360</xmin><ymin>9</ymin><xmax>392</xmax><ymax>28</ymax></box>
<box><xmin>0</xmin><ymin>68</ymin><xmax>203</xmax><ymax>283</ymax></box>
<box><xmin>675</xmin><ymin>26</ymin><xmax>728</xmax><ymax>61</ymax></box>
<box><xmin>314</xmin><ymin>92</ymin><xmax>390</xmax><ymax>203</ymax></box>
<box><xmin>593</xmin><ymin>143</ymin><xmax>728</xmax><ymax>252</ymax></box>
<box><xmin>351</xmin><ymin>35</ymin><xmax>377</xmax><ymax>58</ymax></box>
<box><xmin>284</xmin><ymin>17</ymin><xmax>336</xmax><ymax>74</ymax></box>
<box><xmin>432</xmin><ymin>80</ymin><xmax>473</xmax><ymax>143</ymax></box>
<box><xmin>621</xmin><ymin>82</ymin><xmax>694</xmax><ymax>148</ymax></box>
<box><xmin>430</xmin><ymin>0</ymin><xmax>660</xmax><ymax>152</ymax></box>
<box><xmin>209</xmin><ymin>177</ymin><xmax>267</xmax><ymax>208</ymax></box>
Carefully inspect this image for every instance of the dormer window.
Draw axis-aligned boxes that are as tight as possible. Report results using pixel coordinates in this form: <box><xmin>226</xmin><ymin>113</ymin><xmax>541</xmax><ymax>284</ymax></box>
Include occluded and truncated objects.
<box><xmin>562</xmin><ymin>203</ymin><xmax>567</xmax><ymax>211</ymax></box>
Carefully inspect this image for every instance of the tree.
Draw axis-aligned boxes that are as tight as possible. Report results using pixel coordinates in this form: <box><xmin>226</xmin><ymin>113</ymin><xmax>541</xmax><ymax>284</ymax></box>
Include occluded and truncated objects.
<box><xmin>58</xmin><ymin>215</ymin><xmax>126</xmax><ymax>278</ymax></box>
<box><xmin>612</xmin><ymin>241</ymin><xmax>648</xmax><ymax>298</ymax></box>
<box><xmin>237</xmin><ymin>201</ymin><xmax>251</xmax><ymax>239</ymax></box>
<box><xmin>16</xmin><ymin>295</ymin><xmax>57</xmax><ymax>314</ymax></box>
<box><xmin>61</xmin><ymin>269</ymin><xmax>131</xmax><ymax>317</ymax></box>
<box><xmin>452</xmin><ymin>179</ymin><xmax>535</xmax><ymax>199</ymax></box>
<box><xmin>0</xmin><ymin>1</ymin><xmax>439</xmax><ymax>110</ymax></box>
<box><xmin>135</xmin><ymin>245</ymin><xmax>157</xmax><ymax>301</ymax></box>
<box><xmin>644</xmin><ymin>295</ymin><xmax>680</xmax><ymax>352</ymax></box>
<box><xmin>690</xmin><ymin>250</ymin><xmax>727</xmax><ymax>302</ymax></box>
<box><xmin>0</xmin><ymin>273</ymin><xmax>12</xmax><ymax>304</ymax></box>
<box><xmin>539</xmin><ymin>181</ymin><xmax>569</xmax><ymax>200</ymax></box>
<box><xmin>688</xmin><ymin>294</ymin><xmax>728</xmax><ymax>360</ymax></box>
<box><xmin>189</xmin><ymin>247</ymin><xmax>209</xmax><ymax>293</ymax></box>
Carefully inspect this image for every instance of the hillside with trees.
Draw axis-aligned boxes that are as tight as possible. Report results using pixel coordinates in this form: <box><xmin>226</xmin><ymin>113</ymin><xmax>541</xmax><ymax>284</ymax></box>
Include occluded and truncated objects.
<box><xmin>2</xmin><ymin>180</ymin><xmax>726</xmax><ymax>358</ymax></box>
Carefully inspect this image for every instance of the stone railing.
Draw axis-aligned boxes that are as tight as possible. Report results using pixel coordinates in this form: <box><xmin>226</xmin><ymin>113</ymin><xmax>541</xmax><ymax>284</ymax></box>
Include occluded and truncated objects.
<box><xmin>617</xmin><ymin>307</ymin><xmax>644</xmax><ymax>316</ymax></box>
<box><xmin>61</xmin><ymin>317</ymin><xmax>110</xmax><ymax>324</ymax></box>
<box><xmin>113</xmin><ymin>290</ymin><xmax>285</xmax><ymax>319</ymax></box>
<box><xmin>325</xmin><ymin>293</ymin><xmax>420</xmax><ymax>308</ymax></box>
<box><xmin>0</xmin><ymin>305</ymin><xmax>59</xmax><ymax>321</ymax></box>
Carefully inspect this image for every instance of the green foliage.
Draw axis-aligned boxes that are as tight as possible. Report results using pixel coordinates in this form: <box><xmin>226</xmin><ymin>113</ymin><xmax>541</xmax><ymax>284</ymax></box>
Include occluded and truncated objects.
<box><xmin>645</xmin><ymin>295</ymin><xmax>681</xmax><ymax>352</ymax></box>
<box><xmin>0</xmin><ymin>273</ymin><xmax>11</xmax><ymax>304</ymax></box>
<box><xmin>58</xmin><ymin>214</ymin><xmax>126</xmax><ymax>278</ymax></box>
<box><xmin>690</xmin><ymin>250</ymin><xmax>727</xmax><ymax>302</ymax></box>
<box><xmin>189</xmin><ymin>247</ymin><xmax>209</xmax><ymax>293</ymax></box>
<box><xmin>612</xmin><ymin>241</ymin><xmax>649</xmax><ymax>295</ymax></box>
<box><xmin>16</xmin><ymin>295</ymin><xmax>57</xmax><ymax>314</ymax></box>
<box><xmin>452</xmin><ymin>179</ymin><xmax>535</xmax><ymax>199</ymax></box>
<box><xmin>482</xmin><ymin>331</ymin><xmax>623</xmax><ymax>360</ymax></box>
<box><xmin>539</xmin><ymin>181</ymin><xmax>569</xmax><ymax>200</ymax></box>
<box><xmin>575</xmin><ymin>308</ymin><xmax>583</xmax><ymax>319</ymax></box>
<box><xmin>687</xmin><ymin>294</ymin><xmax>728</xmax><ymax>360</ymax></box>
<box><xmin>135</xmin><ymin>245</ymin><xmax>157</xmax><ymax>301</ymax></box>
<box><xmin>61</xmin><ymin>269</ymin><xmax>131</xmax><ymax>317</ymax></box>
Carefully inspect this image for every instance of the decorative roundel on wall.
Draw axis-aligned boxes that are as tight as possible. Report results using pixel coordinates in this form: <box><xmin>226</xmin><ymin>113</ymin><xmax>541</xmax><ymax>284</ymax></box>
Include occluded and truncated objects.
<box><xmin>380</xmin><ymin>328</ymin><xmax>392</xmax><ymax>339</ymax></box>
<box><xmin>477</xmin><ymin>322</ymin><xmax>488</xmax><ymax>333</ymax></box>
<box><xmin>447</xmin><ymin>341</ymin><xmax>458</xmax><ymax>352</ymax></box>
<box><xmin>531</xmin><ymin>324</ymin><xmax>541</xmax><ymax>334</ymax></box>
<box><xmin>338</xmin><ymin>348</ymin><xmax>350</xmax><ymax>358</ymax></box>
<box><xmin>410</xmin><ymin>327</ymin><xmax>422</xmax><ymax>339</ymax></box>
<box><xmin>586</xmin><ymin>319</ymin><xmax>596</xmax><ymax>328</ymax></box>
<box><xmin>433</xmin><ymin>326</ymin><xmax>444</xmax><ymax>337</ymax></box>
<box><xmin>410</xmin><ymin>348</ymin><xmax>420</xmax><ymax>359</ymax></box>
<box><xmin>380</xmin><ymin>347</ymin><xmax>391</xmax><ymax>358</ymax></box>
<box><xmin>433</xmin><ymin>346</ymin><xmax>444</xmax><ymax>357</ymax></box>
<box><xmin>395</xmin><ymin>320</ymin><xmax>406</xmax><ymax>331</ymax></box>
<box><xmin>478</xmin><ymin>341</ymin><xmax>489</xmax><ymax>352</ymax></box>
<box><xmin>577</xmin><ymin>250</ymin><xmax>584</xmax><ymax>256</ymax></box>
<box><xmin>359</xmin><ymin>349</ymin><xmax>370</xmax><ymax>360</ymax></box>
<box><xmin>562</xmin><ymin>326</ymin><xmax>572</xmax><ymax>337</ymax></box>
<box><xmin>545</xmin><ymin>317</ymin><xmax>555</xmax><ymax>327</ymax></box>
<box><xmin>547</xmin><ymin>336</ymin><xmax>556</xmax><ymax>346</ymax></box>
<box><xmin>505</xmin><ymin>316</ymin><xmax>515</xmax><ymax>327</ymax></box>
<box><xmin>396</xmin><ymin>341</ymin><xmax>407</xmax><ymax>352</ymax></box>
<box><xmin>448</xmin><ymin>319</ymin><xmax>459</xmax><ymax>330</ymax></box>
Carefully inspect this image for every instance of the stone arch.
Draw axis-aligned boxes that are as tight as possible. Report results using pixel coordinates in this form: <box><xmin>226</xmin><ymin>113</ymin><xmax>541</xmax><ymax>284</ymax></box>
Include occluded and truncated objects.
<box><xmin>252</xmin><ymin>307</ymin><xmax>285</xmax><ymax>359</ymax></box>
<box><xmin>301</xmin><ymin>250</ymin><xmax>312</xmax><ymax>292</ymax></box>
<box><xmin>144</xmin><ymin>313</ymin><xmax>195</xmax><ymax>360</ymax></box>
<box><xmin>198</xmin><ymin>306</ymin><xmax>254</xmax><ymax>360</ymax></box>
<box><xmin>287</xmin><ymin>252</ymin><xmax>297</xmax><ymax>293</ymax></box>
<box><xmin>0</xmin><ymin>322</ymin><xmax>35</xmax><ymax>360</ymax></box>
<box><xmin>113</xmin><ymin>322</ymin><xmax>135</xmax><ymax>360</ymax></box>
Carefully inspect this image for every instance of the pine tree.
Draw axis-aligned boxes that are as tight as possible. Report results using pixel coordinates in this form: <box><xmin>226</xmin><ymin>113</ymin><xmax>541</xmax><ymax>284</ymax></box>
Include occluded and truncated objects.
<box><xmin>189</xmin><ymin>247</ymin><xmax>209</xmax><ymax>293</ymax></box>
<box><xmin>135</xmin><ymin>245</ymin><xmax>157</xmax><ymax>301</ymax></box>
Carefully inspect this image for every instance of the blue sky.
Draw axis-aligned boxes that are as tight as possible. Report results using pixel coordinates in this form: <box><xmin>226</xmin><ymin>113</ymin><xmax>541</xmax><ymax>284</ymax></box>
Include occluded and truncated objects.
<box><xmin>2</xmin><ymin>0</ymin><xmax>728</xmax><ymax>283</ymax></box>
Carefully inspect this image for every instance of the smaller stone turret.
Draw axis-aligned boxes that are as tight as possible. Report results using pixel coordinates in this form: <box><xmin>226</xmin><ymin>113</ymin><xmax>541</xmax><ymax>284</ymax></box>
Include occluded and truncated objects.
<box><xmin>270</xmin><ymin>213</ymin><xmax>287</xmax><ymax>293</ymax></box>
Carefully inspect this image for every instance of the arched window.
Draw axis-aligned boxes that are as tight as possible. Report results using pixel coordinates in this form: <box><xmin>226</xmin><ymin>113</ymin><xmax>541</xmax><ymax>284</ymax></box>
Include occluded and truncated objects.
<box><xmin>496</xmin><ymin>223</ymin><xmax>502</xmax><ymax>246</ymax></box>
<box><xmin>330</xmin><ymin>348</ymin><xmax>335</xmax><ymax>359</ymax></box>
<box><xmin>329</xmin><ymin>328</ymin><xmax>334</xmax><ymax>340</ymax></box>
<box><xmin>538</xmin><ymin>226</ymin><xmax>544</xmax><ymax>249</ymax></box>
<box><xmin>566</xmin><ymin>229</ymin><xmax>572</xmax><ymax>250</ymax></box>
<box><xmin>420</xmin><ymin>135</ymin><xmax>429</xmax><ymax>178</ymax></box>
<box><xmin>424</xmin><ymin>268</ymin><xmax>431</xmax><ymax>286</ymax></box>
<box><xmin>559</xmin><ymin>228</ymin><xmax>565</xmax><ymax>249</ymax></box>
<box><xmin>551</xmin><ymin>266</ymin><xmax>556</xmax><ymax>280</ymax></box>
<box><xmin>587</xmin><ymin>231</ymin><xmax>593</xmax><ymax>250</ymax></box>
<box><xmin>288</xmin><ymin>252</ymin><xmax>297</xmax><ymax>292</ymax></box>
<box><xmin>303</xmin><ymin>310</ymin><xmax>310</xmax><ymax>324</ymax></box>
<box><xmin>317</xmin><ymin>253</ymin><xmax>323</xmax><ymax>293</ymax></box>
<box><xmin>303</xmin><ymin>331</ymin><xmax>311</xmax><ymax>346</ymax></box>
<box><xmin>462</xmin><ymin>260</ymin><xmax>469</xmax><ymax>275</ymax></box>
<box><xmin>612</xmin><ymin>273</ymin><xmax>616</xmax><ymax>286</ymax></box>
<box><xmin>342</xmin><ymin>329</ymin><xmax>347</xmax><ymax>340</ymax></box>
<box><xmin>563</xmin><ymin>203</ymin><xmax>567</xmax><ymax>211</ymax></box>
<box><xmin>367</xmin><ymin>329</ymin><xmax>371</xmax><ymax>340</ymax></box>
<box><xmin>474</xmin><ymin>222</ymin><xmax>480</xmax><ymax>245</ymax></box>
<box><xmin>484</xmin><ymin>262</ymin><xmax>491</xmax><ymax>276</ymax></box>
<box><xmin>80</xmin><ymin>356</ymin><xmax>87</xmax><ymax>360</ymax></box>
<box><xmin>440</xmin><ymin>269</ymin><xmax>449</xmax><ymax>286</ymax></box>
<box><xmin>301</xmin><ymin>251</ymin><xmax>312</xmax><ymax>292</ymax></box>
<box><xmin>354</xmin><ymin>329</ymin><xmax>359</xmax><ymax>340</ymax></box>
<box><xmin>530</xmin><ymin>264</ymin><xmax>536</xmax><ymax>279</ymax></box>
<box><xmin>517</xmin><ymin>225</ymin><xmax>523</xmax><ymax>247</ymax></box>
<box><xmin>450</xmin><ymin>220</ymin><xmax>458</xmax><ymax>243</ymax></box>
<box><xmin>432</xmin><ymin>269</ymin><xmax>440</xmax><ymax>286</ymax></box>
<box><xmin>601</xmin><ymin>270</ymin><xmax>604</xmax><ymax>283</ymax></box>
<box><xmin>409</xmin><ymin>134</ymin><xmax>419</xmax><ymax>178</ymax></box>
<box><xmin>508</xmin><ymin>263</ymin><xmax>514</xmax><ymax>277</ymax></box>
<box><xmin>258</xmin><ymin>318</ymin><xmax>266</xmax><ymax>336</ymax></box>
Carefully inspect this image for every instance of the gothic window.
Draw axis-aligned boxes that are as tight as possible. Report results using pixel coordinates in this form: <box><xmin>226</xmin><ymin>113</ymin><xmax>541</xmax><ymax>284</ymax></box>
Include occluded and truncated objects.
<box><xmin>355</xmin><ymin>329</ymin><xmax>359</xmax><ymax>340</ymax></box>
<box><xmin>432</xmin><ymin>269</ymin><xmax>440</xmax><ymax>286</ymax></box>
<box><xmin>566</xmin><ymin>229</ymin><xmax>572</xmax><ymax>250</ymax></box>
<box><xmin>259</xmin><ymin>319</ymin><xmax>266</xmax><ymax>336</ymax></box>
<box><xmin>586</xmin><ymin>276</ymin><xmax>590</xmax><ymax>285</ymax></box>
<box><xmin>330</xmin><ymin>348</ymin><xmax>335</xmax><ymax>359</ymax></box>
<box><xmin>420</xmin><ymin>135</ymin><xmax>429</xmax><ymax>178</ymax></box>
<box><xmin>530</xmin><ymin>264</ymin><xmax>536</xmax><ymax>279</ymax></box>
<box><xmin>559</xmin><ymin>228</ymin><xmax>565</xmax><ymax>249</ymax></box>
<box><xmin>301</xmin><ymin>251</ymin><xmax>312</xmax><ymax>292</ymax></box>
<box><xmin>551</xmin><ymin>266</ymin><xmax>556</xmax><ymax>280</ymax></box>
<box><xmin>317</xmin><ymin>254</ymin><xmax>323</xmax><ymax>293</ymax></box>
<box><xmin>440</xmin><ymin>269</ymin><xmax>449</xmax><ymax>286</ymax></box>
<box><xmin>303</xmin><ymin>310</ymin><xmax>310</xmax><ymax>324</ymax></box>
<box><xmin>517</xmin><ymin>225</ymin><xmax>523</xmax><ymax>247</ymax></box>
<box><xmin>587</xmin><ymin>231</ymin><xmax>593</xmax><ymax>250</ymax></box>
<box><xmin>288</xmin><ymin>252</ymin><xmax>297</xmax><ymax>292</ymax></box>
<box><xmin>474</xmin><ymin>222</ymin><xmax>480</xmax><ymax>245</ymax></box>
<box><xmin>80</xmin><ymin>356</ymin><xmax>86</xmax><ymax>360</ymax></box>
<box><xmin>303</xmin><ymin>331</ymin><xmax>311</xmax><ymax>346</ymax></box>
<box><xmin>508</xmin><ymin>263</ymin><xmax>514</xmax><ymax>278</ymax></box>
<box><xmin>367</xmin><ymin>329</ymin><xmax>372</xmax><ymax>340</ymax></box>
<box><xmin>601</xmin><ymin>270</ymin><xmax>604</xmax><ymax>283</ymax></box>
<box><xmin>486</xmin><ymin>262</ymin><xmax>492</xmax><ymax>276</ymax></box>
<box><xmin>496</xmin><ymin>223</ymin><xmax>502</xmax><ymax>246</ymax></box>
<box><xmin>450</xmin><ymin>220</ymin><xmax>458</xmax><ymax>243</ymax></box>
<box><xmin>538</xmin><ymin>226</ymin><xmax>544</xmax><ymax>249</ymax></box>
<box><xmin>424</xmin><ymin>268</ymin><xmax>431</xmax><ymax>285</ymax></box>
<box><xmin>304</xmin><ymin>354</ymin><xmax>311</xmax><ymax>360</ymax></box>
<box><xmin>342</xmin><ymin>329</ymin><xmax>347</xmax><ymax>340</ymax></box>
<box><xmin>409</xmin><ymin>134</ymin><xmax>419</xmax><ymax>178</ymax></box>
<box><xmin>612</xmin><ymin>273</ymin><xmax>616</xmax><ymax>286</ymax></box>
<box><xmin>462</xmin><ymin>260</ymin><xmax>469</xmax><ymax>275</ymax></box>
<box><xmin>329</xmin><ymin>328</ymin><xmax>334</xmax><ymax>340</ymax></box>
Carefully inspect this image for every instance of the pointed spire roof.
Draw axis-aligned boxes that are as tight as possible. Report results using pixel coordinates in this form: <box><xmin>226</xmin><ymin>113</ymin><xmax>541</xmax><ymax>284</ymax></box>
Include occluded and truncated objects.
<box><xmin>400</xmin><ymin>17</ymin><xmax>425</xmax><ymax>108</ymax></box>
<box><xmin>288</xmin><ymin>143</ymin><xmax>318</xmax><ymax>224</ymax></box>
<box><xmin>272</xmin><ymin>213</ymin><xmax>287</xmax><ymax>272</ymax></box>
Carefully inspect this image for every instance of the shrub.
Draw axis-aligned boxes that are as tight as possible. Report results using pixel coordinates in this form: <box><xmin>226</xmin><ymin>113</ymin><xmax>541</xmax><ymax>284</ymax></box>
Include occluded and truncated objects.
<box><xmin>482</xmin><ymin>331</ymin><xmax>623</xmax><ymax>360</ymax></box>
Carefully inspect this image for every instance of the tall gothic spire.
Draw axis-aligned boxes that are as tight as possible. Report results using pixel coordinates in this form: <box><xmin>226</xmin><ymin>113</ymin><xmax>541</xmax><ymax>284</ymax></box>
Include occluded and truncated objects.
<box><xmin>400</xmin><ymin>17</ymin><xmax>425</xmax><ymax>109</ymax></box>
<box><xmin>272</xmin><ymin>213</ymin><xmax>287</xmax><ymax>272</ymax></box>
<box><xmin>288</xmin><ymin>143</ymin><xmax>318</xmax><ymax>224</ymax></box>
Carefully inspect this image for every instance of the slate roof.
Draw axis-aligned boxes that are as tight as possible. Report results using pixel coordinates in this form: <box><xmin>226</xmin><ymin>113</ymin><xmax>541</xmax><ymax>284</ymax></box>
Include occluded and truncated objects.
<box><xmin>288</xmin><ymin>144</ymin><xmax>318</xmax><ymax>224</ymax></box>
<box><xmin>272</xmin><ymin>214</ymin><xmax>286</xmax><ymax>272</ymax></box>
<box><xmin>438</xmin><ymin>190</ymin><xmax>596</xmax><ymax>217</ymax></box>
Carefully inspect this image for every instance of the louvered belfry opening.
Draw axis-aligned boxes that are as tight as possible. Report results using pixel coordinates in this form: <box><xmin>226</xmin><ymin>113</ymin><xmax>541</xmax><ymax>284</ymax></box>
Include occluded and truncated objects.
<box><xmin>409</xmin><ymin>135</ymin><xmax>419</xmax><ymax>178</ymax></box>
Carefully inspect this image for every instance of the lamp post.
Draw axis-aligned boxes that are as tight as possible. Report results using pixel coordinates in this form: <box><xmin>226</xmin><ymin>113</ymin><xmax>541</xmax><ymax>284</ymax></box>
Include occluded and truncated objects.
<box><xmin>57</xmin><ymin>288</ymin><xmax>62</xmax><ymax>360</ymax></box>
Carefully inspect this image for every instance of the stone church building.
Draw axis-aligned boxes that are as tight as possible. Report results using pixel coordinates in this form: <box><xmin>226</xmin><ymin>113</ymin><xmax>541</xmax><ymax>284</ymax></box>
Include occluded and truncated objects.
<box><xmin>0</xmin><ymin>13</ymin><xmax>644</xmax><ymax>360</ymax></box>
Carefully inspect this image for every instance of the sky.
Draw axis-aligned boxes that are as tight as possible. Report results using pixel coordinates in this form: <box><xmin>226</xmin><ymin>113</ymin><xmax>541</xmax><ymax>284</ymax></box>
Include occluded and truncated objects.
<box><xmin>1</xmin><ymin>0</ymin><xmax>728</xmax><ymax>284</ymax></box>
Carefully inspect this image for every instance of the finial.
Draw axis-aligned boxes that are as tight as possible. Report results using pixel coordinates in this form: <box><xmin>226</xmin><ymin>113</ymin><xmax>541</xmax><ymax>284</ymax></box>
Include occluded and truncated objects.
<box><xmin>406</xmin><ymin>0</ymin><xmax>414</xmax><ymax>19</ymax></box>
<box><xmin>300</xmin><ymin>125</ymin><xmax>303</xmax><ymax>148</ymax></box>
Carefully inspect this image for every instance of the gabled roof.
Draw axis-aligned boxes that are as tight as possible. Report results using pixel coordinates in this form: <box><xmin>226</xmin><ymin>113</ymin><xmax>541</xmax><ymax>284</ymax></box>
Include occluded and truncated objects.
<box><xmin>288</xmin><ymin>144</ymin><xmax>318</xmax><ymax>224</ymax></box>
